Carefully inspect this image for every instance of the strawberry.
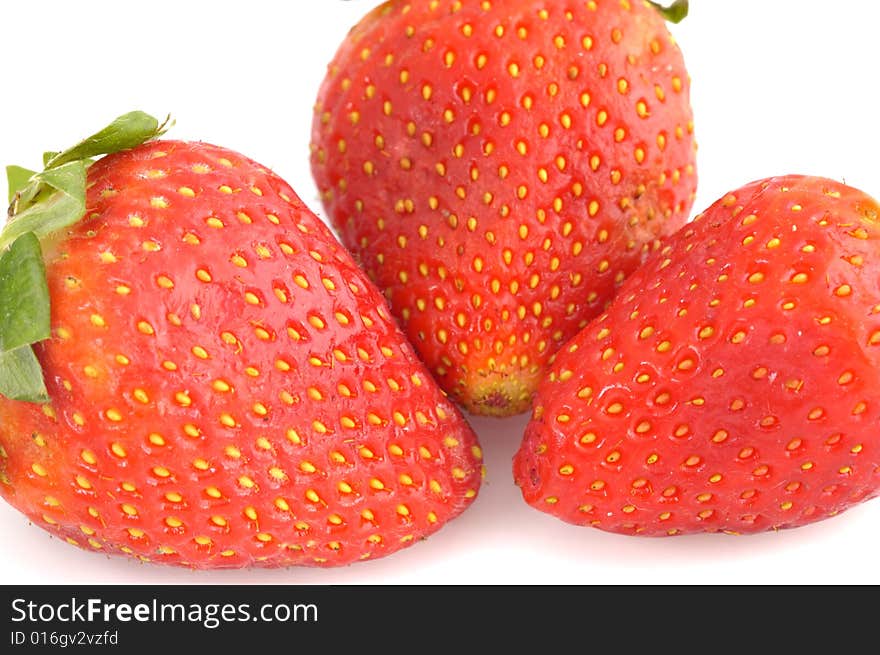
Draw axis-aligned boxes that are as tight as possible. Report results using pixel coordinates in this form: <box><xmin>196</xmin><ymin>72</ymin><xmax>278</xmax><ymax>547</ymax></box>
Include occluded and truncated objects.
<box><xmin>0</xmin><ymin>113</ymin><xmax>482</xmax><ymax>568</ymax></box>
<box><xmin>514</xmin><ymin>175</ymin><xmax>880</xmax><ymax>536</ymax></box>
<box><xmin>310</xmin><ymin>0</ymin><xmax>697</xmax><ymax>416</ymax></box>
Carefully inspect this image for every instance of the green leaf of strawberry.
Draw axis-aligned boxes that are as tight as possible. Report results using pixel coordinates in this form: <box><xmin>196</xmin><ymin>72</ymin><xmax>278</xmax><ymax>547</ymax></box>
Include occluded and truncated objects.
<box><xmin>648</xmin><ymin>1</ymin><xmax>689</xmax><ymax>24</ymax></box>
<box><xmin>0</xmin><ymin>345</ymin><xmax>47</xmax><ymax>403</ymax></box>
<box><xmin>0</xmin><ymin>232</ymin><xmax>50</xmax><ymax>351</ymax></box>
<box><xmin>41</xmin><ymin>110</ymin><xmax>168</xmax><ymax>170</ymax></box>
<box><xmin>1</xmin><ymin>161</ymin><xmax>88</xmax><ymax>249</ymax></box>
<box><xmin>5</xmin><ymin>165</ymin><xmax>36</xmax><ymax>203</ymax></box>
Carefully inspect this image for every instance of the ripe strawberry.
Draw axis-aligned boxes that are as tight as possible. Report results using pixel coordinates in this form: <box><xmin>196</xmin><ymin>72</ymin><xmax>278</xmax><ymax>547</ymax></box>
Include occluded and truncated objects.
<box><xmin>311</xmin><ymin>0</ymin><xmax>697</xmax><ymax>416</ymax></box>
<box><xmin>514</xmin><ymin>175</ymin><xmax>880</xmax><ymax>535</ymax></box>
<box><xmin>0</xmin><ymin>114</ymin><xmax>482</xmax><ymax>568</ymax></box>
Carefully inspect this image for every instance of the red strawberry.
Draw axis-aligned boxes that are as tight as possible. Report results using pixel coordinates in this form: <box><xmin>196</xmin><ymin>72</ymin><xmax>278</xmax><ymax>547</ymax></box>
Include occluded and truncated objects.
<box><xmin>0</xmin><ymin>113</ymin><xmax>482</xmax><ymax>568</ymax></box>
<box><xmin>311</xmin><ymin>0</ymin><xmax>697</xmax><ymax>416</ymax></box>
<box><xmin>514</xmin><ymin>175</ymin><xmax>880</xmax><ymax>535</ymax></box>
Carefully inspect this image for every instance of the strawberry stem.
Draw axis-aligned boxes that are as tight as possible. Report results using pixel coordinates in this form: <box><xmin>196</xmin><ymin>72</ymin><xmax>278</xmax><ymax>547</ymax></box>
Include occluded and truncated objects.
<box><xmin>649</xmin><ymin>0</ymin><xmax>689</xmax><ymax>23</ymax></box>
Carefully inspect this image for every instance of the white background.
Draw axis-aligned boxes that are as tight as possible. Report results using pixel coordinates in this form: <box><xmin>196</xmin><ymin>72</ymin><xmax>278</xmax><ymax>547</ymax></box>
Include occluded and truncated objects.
<box><xmin>1</xmin><ymin>0</ymin><xmax>878</xmax><ymax>585</ymax></box>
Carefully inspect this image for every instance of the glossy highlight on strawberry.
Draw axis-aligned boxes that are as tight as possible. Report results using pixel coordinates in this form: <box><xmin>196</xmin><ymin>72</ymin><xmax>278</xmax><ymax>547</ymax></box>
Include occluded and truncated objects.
<box><xmin>311</xmin><ymin>0</ymin><xmax>697</xmax><ymax>416</ymax></box>
<box><xmin>0</xmin><ymin>138</ymin><xmax>483</xmax><ymax>568</ymax></box>
<box><xmin>514</xmin><ymin>175</ymin><xmax>880</xmax><ymax>535</ymax></box>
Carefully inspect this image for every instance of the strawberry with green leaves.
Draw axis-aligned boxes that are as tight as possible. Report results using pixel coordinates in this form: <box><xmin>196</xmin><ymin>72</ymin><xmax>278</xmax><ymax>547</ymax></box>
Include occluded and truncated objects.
<box><xmin>0</xmin><ymin>112</ymin><xmax>482</xmax><ymax>568</ymax></box>
<box><xmin>311</xmin><ymin>0</ymin><xmax>697</xmax><ymax>416</ymax></box>
<box><xmin>514</xmin><ymin>175</ymin><xmax>880</xmax><ymax>535</ymax></box>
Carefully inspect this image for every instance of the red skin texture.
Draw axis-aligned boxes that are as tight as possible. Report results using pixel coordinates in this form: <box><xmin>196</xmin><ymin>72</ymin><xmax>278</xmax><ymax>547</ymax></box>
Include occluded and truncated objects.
<box><xmin>514</xmin><ymin>175</ymin><xmax>880</xmax><ymax>535</ymax></box>
<box><xmin>311</xmin><ymin>0</ymin><xmax>697</xmax><ymax>416</ymax></box>
<box><xmin>0</xmin><ymin>140</ymin><xmax>483</xmax><ymax>568</ymax></box>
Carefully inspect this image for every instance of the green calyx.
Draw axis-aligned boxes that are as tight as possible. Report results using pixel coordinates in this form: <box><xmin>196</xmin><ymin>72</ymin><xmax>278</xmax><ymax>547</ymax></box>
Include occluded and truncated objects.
<box><xmin>649</xmin><ymin>0</ymin><xmax>689</xmax><ymax>24</ymax></box>
<box><xmin>0</xmin><ymin>111</ymin><xmax>170</xmax><ymax>403</ymax></box>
